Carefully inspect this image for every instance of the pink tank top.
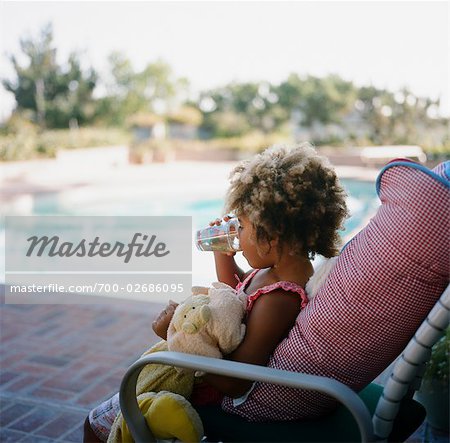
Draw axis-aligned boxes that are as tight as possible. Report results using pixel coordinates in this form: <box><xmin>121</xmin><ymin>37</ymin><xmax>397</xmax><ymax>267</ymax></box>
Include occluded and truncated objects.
<box><xmin>235</xmin><ymin>269</ymin><xmax>309</xmax><ymax>313</ymax></box>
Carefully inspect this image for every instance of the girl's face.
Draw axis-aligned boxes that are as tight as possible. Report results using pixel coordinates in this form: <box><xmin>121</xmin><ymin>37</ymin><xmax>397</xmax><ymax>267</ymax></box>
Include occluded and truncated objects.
<box><xmin>237</xmin><ymin>215</ymin><xmax>278</xmax><ymax>269</ymax></box>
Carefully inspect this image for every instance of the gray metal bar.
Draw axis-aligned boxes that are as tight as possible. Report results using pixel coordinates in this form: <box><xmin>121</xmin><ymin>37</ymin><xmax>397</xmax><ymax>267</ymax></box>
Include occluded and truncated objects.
<box><xmin>119</xmin><ymin>363</ymin><xmax>156</xmax><ymax>442</ymax></box>
<box><xmin>120</xmin><ymin>352</ymin><xmax>375</xmax><ymax>442</ymax></box>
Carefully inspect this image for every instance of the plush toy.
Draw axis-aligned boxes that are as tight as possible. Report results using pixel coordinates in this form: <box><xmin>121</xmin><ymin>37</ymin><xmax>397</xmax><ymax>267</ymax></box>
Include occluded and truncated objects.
<box><xmin>110</xmin><ymin>391</ymin><xmax>204</xmax><ymax>443</ymax></box>
<box><xmin>108</xmin><ymin>282</ymin><xmax>246</xmax><ymax>443</ymax></box>
<box><xmin>168</xmin><ymin>282</ymin><xmax>247</xmax><ymax>359</ymax></box>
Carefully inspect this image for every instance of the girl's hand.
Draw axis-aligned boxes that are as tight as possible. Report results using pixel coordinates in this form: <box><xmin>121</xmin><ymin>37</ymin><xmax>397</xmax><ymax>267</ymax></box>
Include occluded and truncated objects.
<box><xmin>209</xmin><ymin>215</ymin><xmax>237</xmax><ymax>257</ymax></box>
<box><xmin>152</xmin><ymin>300</ymin><xmax>178</xmax><ymax>340</ymax></box>
<box><xmin>209</xmin><ymin>214</ymin><xmax>233</xmax><ymax>226</ymax></box>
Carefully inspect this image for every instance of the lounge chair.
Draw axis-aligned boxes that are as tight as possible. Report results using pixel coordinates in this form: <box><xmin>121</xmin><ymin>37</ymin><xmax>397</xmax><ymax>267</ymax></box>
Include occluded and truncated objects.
<box><xmin>119</xmin><ymin>160</ymin><xmax>450</xmax><ymax>442</ymax></box>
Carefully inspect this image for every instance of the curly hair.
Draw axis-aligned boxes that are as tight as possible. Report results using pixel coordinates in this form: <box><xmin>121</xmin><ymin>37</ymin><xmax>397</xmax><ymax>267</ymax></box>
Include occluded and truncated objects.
<box><xmin>223</xmin><ymin>143</ymin><xmax>349</xmax><ymax>259</ymax></box>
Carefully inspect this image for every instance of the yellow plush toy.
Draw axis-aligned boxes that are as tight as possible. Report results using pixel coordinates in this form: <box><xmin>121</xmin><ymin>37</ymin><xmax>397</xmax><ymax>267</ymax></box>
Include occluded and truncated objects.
<box><xmin>107</xmin><ymin>282</ymin><xmax>246</xmax><ymax>443</ymax></box>
<box><xmin>110</xmin><ymin>391</ymin><xmax>204</xmax><ymax>443</ymax></box>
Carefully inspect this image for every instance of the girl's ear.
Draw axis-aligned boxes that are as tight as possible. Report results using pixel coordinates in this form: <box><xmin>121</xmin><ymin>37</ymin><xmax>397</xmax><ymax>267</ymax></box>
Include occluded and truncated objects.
<box><xmin>258</xmin><ymin>237</ymin><xmax>278</xmax><ymax>256</ymax></box>
<box><xmin>267</xmin><ymin>236</ymin><xmax>279</xmax><ymax>254</ymax></box>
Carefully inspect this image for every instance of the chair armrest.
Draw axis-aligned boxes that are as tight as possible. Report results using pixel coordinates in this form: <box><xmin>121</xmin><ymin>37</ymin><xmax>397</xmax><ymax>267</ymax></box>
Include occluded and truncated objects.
<box><xmin>119</xmin><ymin>352</ymin><xmax>375</xmax><ymax>443</ymax></box>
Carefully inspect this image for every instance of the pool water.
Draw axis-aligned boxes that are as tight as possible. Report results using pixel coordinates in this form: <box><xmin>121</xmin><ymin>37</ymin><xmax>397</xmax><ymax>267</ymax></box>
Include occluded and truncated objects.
<box><xmin>1</xmin><ymin>179</ymin><xmax>379</xmax><ymax>288</ymax></box>
<box><xmin>25</xmin><ymin>179</ymin><xmax>378</xmax><ymax>232</ymax></box>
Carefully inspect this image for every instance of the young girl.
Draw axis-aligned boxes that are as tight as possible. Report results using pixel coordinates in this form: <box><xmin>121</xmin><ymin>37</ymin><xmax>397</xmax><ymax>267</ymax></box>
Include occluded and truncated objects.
<box><xmin>199</xmin><ymin>142</ymin><xmax>348</xmax><ymax>400</ymax></box>
<box><xmin>84</xmin><ymin>142</ymin><xmax>348</xmax><ymax>441</ymax></box>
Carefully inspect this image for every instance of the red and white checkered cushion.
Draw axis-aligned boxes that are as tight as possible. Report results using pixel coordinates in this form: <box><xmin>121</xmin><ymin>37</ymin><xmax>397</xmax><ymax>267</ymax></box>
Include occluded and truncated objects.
<box><xmin>222</xmin><ymin>160</ymin><xmax>450</xmax><ymax>421</ymax></box>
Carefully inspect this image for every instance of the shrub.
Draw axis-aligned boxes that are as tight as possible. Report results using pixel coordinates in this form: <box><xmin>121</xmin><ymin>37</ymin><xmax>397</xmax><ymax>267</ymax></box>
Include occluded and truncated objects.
<box><xmin>423</xmin><ymin>326</ymin><xmax>449</xmax><ymax>383</ymax></box>
<box><xmin>0</xmin><ymin>127</ymin><xmax>131</xmax><ymax>161</ymax></box>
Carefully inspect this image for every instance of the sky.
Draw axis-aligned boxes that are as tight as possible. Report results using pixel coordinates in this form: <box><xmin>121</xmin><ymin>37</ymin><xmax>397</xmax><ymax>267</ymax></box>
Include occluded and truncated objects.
<box><xmin>0</xmin><ymin>1</ymin><xmax>449</xmax><ymax>121</ymax></box>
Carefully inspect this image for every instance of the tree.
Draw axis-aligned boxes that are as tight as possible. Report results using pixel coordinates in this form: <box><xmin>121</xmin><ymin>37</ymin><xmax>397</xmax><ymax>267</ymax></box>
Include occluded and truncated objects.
<box><xmin>3</xmin><ymin>23</ymin><xmax>97</xmax><ymax>128</ymax></box>
<box><xmin>97</xmin><ymin>52</ymin><xmax>190</xmax><ymax>126</ymax></box>
<box><xmin>198</xmin><ymin>74</ymin><xmax>358</xmax><ymax>140</ymax></box>
<box><xmin>355</xmin><ymin>86</ymin><xmax>441</xmax><ymax>145</ymax></box>
<box><xmin>199</xmin><ymin>81</ymin><xmax>286</xmax><ymax>136</ymax></box>
<box><xmin>276</xmin><ymin>74</ymin><xmax>356</xmax><ymax>128</ymax></box>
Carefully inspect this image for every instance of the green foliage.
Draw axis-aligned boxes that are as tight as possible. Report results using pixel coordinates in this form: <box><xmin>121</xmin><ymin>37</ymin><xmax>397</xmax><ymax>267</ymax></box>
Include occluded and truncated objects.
<box><xmin>423</xmin><ymin>144</ymin><xmax>450</xmax><ymax>160</ymax></box>
<box><xmin>199</xmin><ymin>81</ymin><xmax>288</xmax><ymax>136</ymax></box>
<box><xmin>198</xmin><ymin>73</ymin><xmax>447</xmax><ymax>149</ymax></box>
<box><xmin>202</xmin><ymin>111</ymin><xmax>252</xmax><ymax>138</ymax></box>
<box><xmin>423</xmin><ymin>327</ymin><xmax>449</xmax><ymax>383</ymax></box>
<box><xmin>297</xmin><ymin>74</ymin><xmax>356</xmax><ymax>126</ymax></box>
<box><xmin>2</xmin><ymin>22</ymin><xmax>449</xmax><ymax>159</ymax></box>
<box><xmin>0</xmin><ymin>125</ymin><xmax>130</xmax><ymax>161</ymax></box>
<box><xmin>98</xmin><ymin>52</ymin><xmax>189</xmax><ymax>126</ymax></box>
<box><xmin>3</xmin><ymin>23</ymin><xmax>97</xmax><ymax>129</ymax></box>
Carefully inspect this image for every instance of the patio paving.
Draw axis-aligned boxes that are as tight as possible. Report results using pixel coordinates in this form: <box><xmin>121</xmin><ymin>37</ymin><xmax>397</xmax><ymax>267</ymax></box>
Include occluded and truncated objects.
<box><xmin>0</xmin><ymin>284</ymin><xmax>164</xmax><ymax>442</ymax></box>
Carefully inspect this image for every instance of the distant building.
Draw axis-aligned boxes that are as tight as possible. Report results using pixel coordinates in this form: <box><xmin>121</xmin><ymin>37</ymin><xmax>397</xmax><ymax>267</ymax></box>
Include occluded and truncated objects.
<box><xmin>166</xmin><ymin>107</ymin><xmax>203</xmax><ymax>140</ymax></box>
<box><xmin>128</xmin><ymin>107</ymin><xmax>203</xmax><ymax>163</ymax></box>
<box><xmin>128</xmin><ymin>113</ymin><xmax>166</xmax><ymax>141</ymax></box>
<box><xmin>128</xmin><ymin>107</ymin><xmax>202</xmax><ymax>142</ymax></box>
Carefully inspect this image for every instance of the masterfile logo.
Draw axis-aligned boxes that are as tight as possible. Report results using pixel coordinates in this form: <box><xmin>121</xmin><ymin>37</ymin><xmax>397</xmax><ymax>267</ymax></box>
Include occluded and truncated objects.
<box><xmin>25</xmin><ymin>233</ymin><xmax>170</xmax><ymax>263</ymax></box>
<box><xmin>6</xmin><ymin>216</ymin><xmax>191</xmax><ymax>272</ymax></box>
<box><xmin>5</xmin><ymin>216</ymin><xmax>193</xmax><ymax>304</ymax></box>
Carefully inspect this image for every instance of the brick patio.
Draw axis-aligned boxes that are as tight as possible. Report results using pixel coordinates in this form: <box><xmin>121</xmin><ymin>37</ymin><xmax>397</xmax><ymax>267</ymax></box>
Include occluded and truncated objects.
<box><xmin>0</xmin><ymin>284</ymin><xmax>164</xmax><ymax>442</ymax></box>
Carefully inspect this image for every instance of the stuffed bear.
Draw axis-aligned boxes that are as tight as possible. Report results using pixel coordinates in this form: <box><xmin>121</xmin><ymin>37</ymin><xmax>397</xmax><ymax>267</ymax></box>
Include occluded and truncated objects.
<box><xmin>108</xmin><ymin>282</ymin><xmax>246</xmax><ymax>443</ymax></box>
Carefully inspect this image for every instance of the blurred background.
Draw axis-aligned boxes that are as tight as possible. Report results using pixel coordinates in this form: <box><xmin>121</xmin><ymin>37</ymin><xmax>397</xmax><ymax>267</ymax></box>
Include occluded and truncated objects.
<box><xmin>0</xmin><ymin>1</ymin><xmax>449</xmax><ymax>161</ymax></box>
<box><xmin>0</xmin><ymin>3</ymin><xmax>449</xmax><ymax>442</ymax></box>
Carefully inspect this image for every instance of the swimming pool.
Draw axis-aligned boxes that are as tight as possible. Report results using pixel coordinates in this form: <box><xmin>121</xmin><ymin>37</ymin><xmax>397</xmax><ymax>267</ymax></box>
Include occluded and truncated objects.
<box><xmin>15</xmin><ymin>179</ymin><xmax>377</xmax><ymax>229</ymax></box>
<box><xmin>1</xmin><ymin>179</ymin><xmax>379</xmax><ymax>288</ymax></box>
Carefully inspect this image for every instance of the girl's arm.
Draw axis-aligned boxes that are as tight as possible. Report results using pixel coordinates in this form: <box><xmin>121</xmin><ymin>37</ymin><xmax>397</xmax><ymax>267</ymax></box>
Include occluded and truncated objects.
<box><xmin>210</xmin><ymin>215</ymin><xmax>252</xmax><ymax>287</ymax></box>
<box><xmin>152</xmin><ymin>301</ymin><xmax>178</xmax><ymax>340</ymax></box>
<box><xmin>203</xmin><ymin>289</ymin><xmax>302</xmax><ymax>397</ymax></box>
<box><xmin>213</xmin><ymin>251</ymin><xmax>251</xmax><ymax>287</ymax></box>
